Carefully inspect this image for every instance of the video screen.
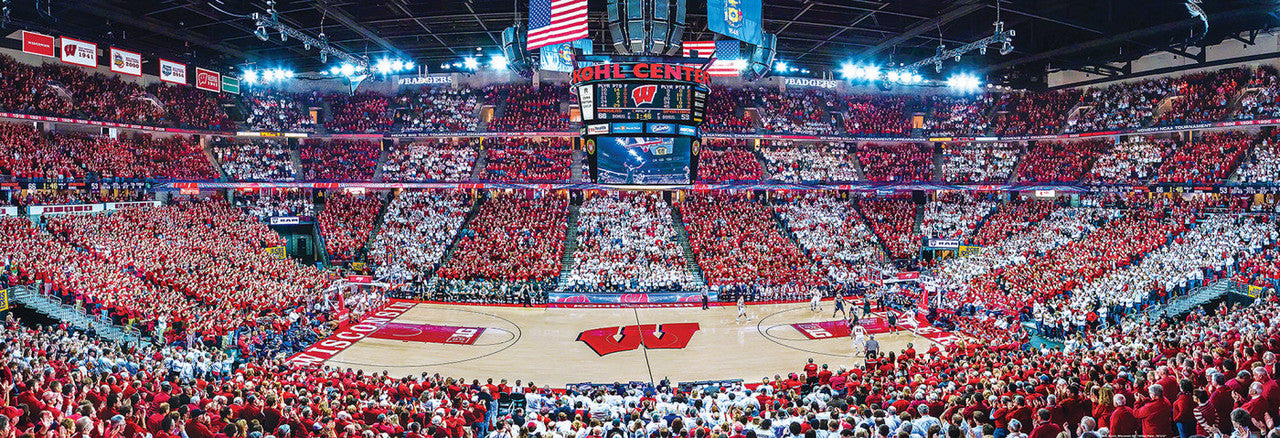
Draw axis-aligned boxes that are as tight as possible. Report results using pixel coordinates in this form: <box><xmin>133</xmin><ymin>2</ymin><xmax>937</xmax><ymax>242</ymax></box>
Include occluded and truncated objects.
<box><xmin>594</xmin><ymin>83</ymin><xmax>693</xmax><ymax>121</ymax></box>
<box><xmin>593</xmin><ymin>136</ymin><xmax>692</xmax><ymax>184</ymax></box>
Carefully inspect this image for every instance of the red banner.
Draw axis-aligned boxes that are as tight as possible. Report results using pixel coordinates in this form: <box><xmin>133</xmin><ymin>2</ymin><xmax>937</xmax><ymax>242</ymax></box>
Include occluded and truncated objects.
<box><xmin>22</xmin><ymin>31</ymin><xmax>55</xmax><ymax>58</ymax></box>
<box><xmin>195</xmin><ymin>67</ymin><xmax>220</xmax><ymax>92</ymax></box>
<box><xmin>346</xmin><ymin>275</ymin><xmax>373</xmax><ymax>283</ymax></box>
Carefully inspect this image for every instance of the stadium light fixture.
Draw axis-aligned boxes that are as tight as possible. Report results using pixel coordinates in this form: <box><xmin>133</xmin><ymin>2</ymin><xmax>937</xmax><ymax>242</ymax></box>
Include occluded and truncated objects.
<box><xmin>774</xmin><ymin>61</ymin><xmax>789</xmax><ymax>74</ymax></box>
<box><xmin>463</xmin><ymin>57</ymin><xmax>479</xmax><ymax>70</ymax></box>
<box><xmin>490</xmin><ymin>55</ymin><xmax>509</xmax><ymax>71</ymax></box>
<box><xmin>947</xmin><ymin>73</ymin><xmax>982</xmax><ymax>91</ymax></box>
<box><xmin>243</xmin><ymin>70</ymin><xmax>258</xmax><ymax>85</ymax></box>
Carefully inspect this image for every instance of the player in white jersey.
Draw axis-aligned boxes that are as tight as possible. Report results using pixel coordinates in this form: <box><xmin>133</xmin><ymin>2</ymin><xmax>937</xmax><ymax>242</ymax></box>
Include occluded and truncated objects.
<box><xmin>736</xmin><ymin>296</ymin><xmax>749</xmax><ymax>322</ymax></box>
<box><xmin>850</xmin><ymin>324</ymin><xmax>867</xmax><ymax>356</ymax></box>
<box><xmin>809</xmin><ymin>289</ymin><xmax>822</xmax><ymax>313</ymax></box>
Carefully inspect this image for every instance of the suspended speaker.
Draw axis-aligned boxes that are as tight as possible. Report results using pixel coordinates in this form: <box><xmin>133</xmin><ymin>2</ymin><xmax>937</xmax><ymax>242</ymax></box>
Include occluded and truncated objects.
<box><xmin>501</xmin><ymin>25</ymin><xmax>536</xmax><ymax>78</ymax></box>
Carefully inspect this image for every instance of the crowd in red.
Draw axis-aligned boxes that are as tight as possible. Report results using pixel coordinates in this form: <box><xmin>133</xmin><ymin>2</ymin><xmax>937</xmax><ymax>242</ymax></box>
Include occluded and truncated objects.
<box><xmin>855</xmin><ymin>143</ymin><xmax>933</xmax><ymax>182</ymax></box>
<box><xmin>696</xmin><ymin>140</ymin><xmax>764</xmax><ymax>183</ymax></box>
<box><xmin>0</xmin><ymin>122</ymin><xmax>213</xmax><ymax>181</ymax></box>
<box><xmin>301</xmin><ymin>140</ymin><xmax>381</xmax><ymax>182</ymax></box>
<box><xmin>1013</xmin><ymin>139</ymin><xmax>1110</xmax><ymax>183</ymax></box>
<box><xmin>922</xmin><ymin>95</ymin><xmax>992</xmax><ymax>137</ymax></box>
<box><xmin>436</xmin><ymin>193</ymin><xmax>567</xmax><ymax>283</ymax></box>
<box><xmin>966</xmin><ymin>200</ymin><xmax>1058</xmax><ymax>247</ymax></box>
<box><xmin>991</xmin><ymin>90</ymin><xmax>1082</xmax><ymax>136</ymax></box>
<box><xmin>1156</xmin><ymin>68</ymin><xmax>1247</xmax><ymax>127</ymax></box>
<box><xmin>485</xmin><ymin>85</ymin><xmax>569</xmax><ymax>132</ymax></box>
<box><xmin>481</xmin><ymin>138</ymin><xmax>573</xmax><ymax>182</ymax></box>
<box><xmin>147</xmin><ymin>83</ymin><xmax>233</xmax><ymax>130</ymax></box>
<box><xmin>1240</xmin><ymin>66</ymin><xmax>1280</xmax><ymax>120</ymax></box>
<box><xmin>1155</xmin><ymin>132</ymin><xmax>1251</xmax><ymax>184</ymax></box>
<box><xmin>317</xmin><ymin>193</ymin><xmax>384</xmax><ymax>263</ymax></box>
<box><xmin>326</xmin><ymin>93</ymin><xmax>394</xmax><ymax>133</ymax></box>
<box><xmin>858</xmin><ymin>197</ymin><xmax>921</xmax><ymax>260</ymax></box>
<box><xmin>702</xmin><ymin>87</ymin><xmax>756</xmax><ymax>133</ymax></box>
<box><xmin>679</xmin><ymin>193</ymin><xmax>825</xmax><ymax>290</ymax></box>
<box><xmin>381</xmin><ymin>139</ymin><xmax>479</xmax><ymax>182</ymax></box>
<box><xmin>840</xmin><ymin>94</ymin><xmax>913</xmax><ymax>137</ymax></box>
<box><xmin>758</xmin><ymin>89</ymin><xmax>839</xmax><ymax>136</ymax></box>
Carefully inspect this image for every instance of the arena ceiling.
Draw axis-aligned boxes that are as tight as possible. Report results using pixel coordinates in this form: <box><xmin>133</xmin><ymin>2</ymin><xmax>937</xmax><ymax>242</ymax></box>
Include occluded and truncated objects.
<box><xmin>10</xmin><ymin>0</ymin><xmax>1280</xmax><ymax>87</ymax></box>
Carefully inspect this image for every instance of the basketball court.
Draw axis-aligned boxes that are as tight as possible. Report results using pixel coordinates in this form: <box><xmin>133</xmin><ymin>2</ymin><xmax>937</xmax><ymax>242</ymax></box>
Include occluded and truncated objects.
<box><xmin>289</xmin><ymin>301</ymin><xmax>962</xmax><ymax>387</ymax></box>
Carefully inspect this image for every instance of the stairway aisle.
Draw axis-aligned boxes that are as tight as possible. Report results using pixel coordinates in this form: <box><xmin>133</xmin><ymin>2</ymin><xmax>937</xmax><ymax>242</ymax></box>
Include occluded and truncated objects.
<box><xmin>669</xmin><ymin>203</ymin><xmax>708</xmax><ymax>289</ymax></box>
<box><xmin>9</xmin><ymin>286</ymin><xmax>148</xmax><ymax>347</ymax></box>
<box><xmin>554</xmin><ymin>204</ymin><xmax>582</xmax><ymax>292</ymax></box>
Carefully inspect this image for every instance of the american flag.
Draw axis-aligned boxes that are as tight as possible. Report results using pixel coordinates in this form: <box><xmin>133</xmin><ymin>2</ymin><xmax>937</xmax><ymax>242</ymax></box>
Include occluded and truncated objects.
<box><xmin>682</xmin><ymin>40</ymin><xmax>747</xmax><ymax>77</ymax></box>
<box><xmin>527</xmin><ymin>0</ymin><xmax>589</xmax><ymax>51</ymax></box>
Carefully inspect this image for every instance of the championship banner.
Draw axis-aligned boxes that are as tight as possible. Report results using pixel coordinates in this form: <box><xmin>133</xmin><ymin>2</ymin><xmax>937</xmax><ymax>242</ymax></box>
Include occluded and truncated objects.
<box><xmin>540</xmin><ymin>39</ymin><xmax>592</xmax><ymax>72</ymax></box>
<box><xmin>707</xmin><ymin>0</ymin><xmax>763</xmax><ymax>46</ymax></box>
<box><xmin>109</xmin><ymin>47</ymin><xmax>142</xmax><ymax>76</ymax></box>
<box><xmin>0</xmin><ymin>288</ymin><xmax>8</xmax><ymax>312</ymax></box>
<box><xmin>265</xmin><ymin>246</ymin><xmax>286</xmax><ymax>260</ymax></box>
<box><xmin>221</xmin><ymin>76</ymin><xmax>240</xmax><ymax>95</ymax></box>
<box><xmin>957</xmin><ymin>245</ymin><xmax>982</xmax><ymax>257</ymax></box>
<box><xmin>22</xmin><ymin>31</ymin><xmax>56</xmax><ymax>58</ymax></box>
<box><xmin>60</xmin><ymin>36</ymin><xmax>98</xmax><ymax>68</ymax></box>
<box><xmin>195</xmin><ymin>67</ymin><xmax>220</xmax><ymax>92</ymax></box>
<box><xmin>159</xmin><ymin>59</ymin><xmax>187</xmax><ymax>85</ymax></box>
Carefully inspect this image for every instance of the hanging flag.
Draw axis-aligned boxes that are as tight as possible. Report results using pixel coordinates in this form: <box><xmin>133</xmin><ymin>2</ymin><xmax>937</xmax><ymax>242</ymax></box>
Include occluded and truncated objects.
<box><xmin>60</xmin><ymin>36</ymin><xmax>98</xmax><ymax>68</ymax></box>
<box><xmin>707</xmin><ymin>0</ymin><xmax>763</xmax><ymax>46</ymax></box>
<box><xmin>540</xmin><ymin>39</ymin><xmax>592</xmax><ymax>72</ymax></box>
<box><xmin>527</xmin><ymin>0</ymin><xmax>589</xmax><ymax>50</ymax></box>
<box><xmin>22</xmin><ymin>31</ymin><xmax>56</xmax><ymax>58</ymax></box>
<box><xmin>159</xmin><ymin>59</ymin><xmax>187</xmax><ymax>85</ymax></box>
<box><xmin>682</xmin><ymin>40</ymin><xmax>747</xmax><ymax>77</ymax></box>
<box><xmin>109</xmin><ymin>47</ymin><xmax>142</xmax><ymax>76</ymax></box>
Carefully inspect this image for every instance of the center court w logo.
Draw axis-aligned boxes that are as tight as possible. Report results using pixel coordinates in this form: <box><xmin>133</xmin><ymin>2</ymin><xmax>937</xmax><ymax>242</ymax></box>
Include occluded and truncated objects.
<box><xmin>576</xmin><ymin>323</ymin><xmax>700</xmax><ymax>356</ymax></box>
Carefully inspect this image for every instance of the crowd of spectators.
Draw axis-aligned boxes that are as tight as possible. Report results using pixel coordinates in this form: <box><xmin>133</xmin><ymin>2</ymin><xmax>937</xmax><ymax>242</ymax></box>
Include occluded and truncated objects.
<box><xmin>854</xmin><ymin>143</ymin><xmax>933</xmax><ymax>182</ymax></box>
<box><xmin>563</xmin><ymin>192</ymin><xmax>697</xmax><ymax>294</ymax></box>
<box><xmin>0</xmin><ymin>122</ymin><xmax>214</xmax><ymax>182</ymax></box>
<box><xmin>1014</xmin><ymin>139</ymin><xmax>1110</xmax><ymax>183</ymax></box>
<box><xmin>301</xmin><ymin>139</ymin><xmax>381</xmax><ymax>182</ymax></box>
<box><xmin>1083</xmin><ymin>138</ymin><xmax>1167</xmax><ymax>184</ymax></box>
<box><xmin>240</xmin><ymin>89</ymin><xmax>317</xmax><ymax>133</ymax></box>
<box><xmin>48</xmin><ymin>63</ymin><xmax>167</xmax><ymax>126</ymax></box>
<box><xmin>858</xmin><ymin>197</ymin><xmax>921</xmax><ymax>259</ymax></box>
<box><xmin>146</xmin><ymin>83</ymin><xmax>232</xmax><ymax>130</ymax></box>
<box><xmin>485</xmin><ymin>85</ymin><xmax>570</xmax><ymax>132</ymax></box>
<box><xmin>481</xmin><ymin>138</ymin><xmax>573</xmax><ymax>182</ymax></box>
<box><xmin>37</xmin><ymin>198</ymin><xmax>329</xmax><ymax>341</ymax></box>
<box><xmin>1067</xmin><ymin>77</ymin><xmax>1177</xmax><ymax>133</ymax></box>
<box><xmin>679</xmin><ymin>193</ymin><xmax>825</xmax><ymax>298</ymax></box>
<box><xmin>991</xmin><ymin>89</ymin><xmax>1082</xmax><ymax>135</ymax></box>
<box><xmin>702</xmin><ymin>87</ymin><xmax>756</xmax><ymax>133</ymax></box>
<box><xmin>436</xmin><ymin>192</ymin><xmax>567</xmax><ymax>285</ymax></box>
<box><xmin>0</xmin><ymin>55</ymin><xmax>75</xmax><ymax>117</ymax></box>
<box><xmin>1155</xmin><ymin>132</ymin><xmax>1251</xmax><ymax>184</ymax></box>
<box><xmin>212</xmin><ymin>138</ymin><xmax>297</xmax><ymax>181</ymax></box>
<box><xmin>920</xmin><ymin>192</ymin><xmax>996</xmax><ymax>240</ymax></box>
<box><xmin>394</xmin><ymin>87</ymin><xmax>481</xmax><ymax>133</ymax></box>
<box><xmin>1156</xmin><ymin>68</ymin><xmax>1247</xmax><ymax>126</ymax></box>
<box><xmin>939</xmin><ymin>143</ymin><xmax>1020</xmax><ymax>183</ymax></box>
<box><xmin>326</xmin><ymin>92</ymin><xmax>394</xmax><ymax>133</ymax></box>
<box><xmin>759</xmin><ymin>141</ymin><xmax>860</xmax><ymax>183</ymax></box>
<box><xmin>776</xmin><ymin>193</ymin><xmax>886</xmax><ymax>286</ymax></box>
<box><xmin>1235</xmin><ymin>133</ymin><xmax>1280</xmax><ymax>183</ymax></box>
<box><xmin>922</xmin><ymin>95</ymin><xmax>992</xmax><ymax>137</ymax></box>
<box><xmin>841</xmin><ymin>94</ymin><xmax>914</xmax><ymax>137</ymax></box>
<box><xmin>368</xmin><ymin>191</ymin><xmax>472</xmax><ymax>284</ymax></box>
<box><xmin>381</xmin><ymin>139</ymin><xmax>478</xmax><ymax>182</ymax></box>
<box><xmin>317</xmin><ymin>192</ymin><xmax>384</xmax><ymax>263</ymax></box>
<box><xmin>965</xmin><ymin>199</ymin><xmax>1059</xmax><ymax>247</ymax></box>
<box><xmin>234</xmin><ymin>189</ymin><xmax>315</xmax><ymax>221</ymax></box>
<box><xmin>758</xmin><ymin>89</ymin><xmax>839</xmax><ymax>135</ymax></box>
<box><xmin>697</xmin><ymin>140</ymin><xmax>764</xmax><ymax>183</ymax></box>
<box><xmin>1239</xmin><ymin>66</ymin><xmax>1280</xmax><ymax>120</ymax></box>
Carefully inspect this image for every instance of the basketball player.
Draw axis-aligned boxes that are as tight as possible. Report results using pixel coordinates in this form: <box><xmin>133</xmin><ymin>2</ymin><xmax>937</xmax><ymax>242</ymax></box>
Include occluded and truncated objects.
<box><xmin>850</xmin><ymin>324</ymin><xmax>868</xmax><ymax>357</ymax></box>
<box><xmin>809</xmin><ymin>289</ymin><xmax>822</xmax><ymax>313</ymax></box>
<box><xmin>832</xmin><ymin>294</ymin><xmax>847</xmax><ymax>318</ymax></box>
<box><xmin>736</xmin><ymin>296</ymin><xmax>749</xmax><ymax>322</ymax></box>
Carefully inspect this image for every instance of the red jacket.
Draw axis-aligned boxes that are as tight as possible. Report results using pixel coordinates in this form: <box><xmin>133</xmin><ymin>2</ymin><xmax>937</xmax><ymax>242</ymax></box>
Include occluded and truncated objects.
<box><xmin>1109</xmin><ymin>406</ymin><xmax>1140</xmax><ymax>437</ymax></box>
<box><xmin>1135</xmin><ymin>397</ymin><xmax>1175</xmax><ymax>438</ymax></box>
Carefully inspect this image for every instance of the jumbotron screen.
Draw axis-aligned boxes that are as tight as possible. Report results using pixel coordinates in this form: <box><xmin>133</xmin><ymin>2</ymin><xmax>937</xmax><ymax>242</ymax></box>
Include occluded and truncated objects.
<box><xmin>591</xmin><ymin>83</ymin><xmax>693</xmax><ymax>122</ymax></box>
<box><xmin>591</xmin><ymin>136</ymin><xmax>692</xmax><ymax>184</ymax></box>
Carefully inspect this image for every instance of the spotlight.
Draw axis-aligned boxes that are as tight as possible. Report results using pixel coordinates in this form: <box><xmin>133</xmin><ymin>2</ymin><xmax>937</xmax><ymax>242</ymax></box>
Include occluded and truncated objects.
<box><xmin>329</xmin><ymin>66</ymin><xmax>341</xmax><ymax>75</ymax></box>
<box><xmin>340</xmin><ymin>63</ymin><xmax>356</xmax><ymax>77</ymax></box>
<box><xmin>254</xmin><ymin>25</ymin><xmax>269</xmax><ymax>42</ymax></box>
<box><xmin>463</xmin><ymin>57</ymin><xmax>479</xmax><ymax>70</ymax></box>
<box><xmin>1000</xmin><ymin>41</ymin><xmax>1014</xmax><ymax>56</ymax></box>
<box><xmin>490</xmin><ymin>55</ymin><xmax>508</xmax><ymax>71</ymax></box>
<box><xmin>243</xmin><ymin>70</ymin><xmax>257</xmax><ymax>84</ymax></box>
<box><xmin>839</xmin><ymin>62</ymin><xmax>857</xmax><ymax>80</ymax></box>
<box><xmin>774</xmin><ymin>61</ymin><xmax>788</xmax><ymax>73</ymax></box>
<box><xmin>947</xmin><ymin>73</ymin><xmax>982</xmax><ymax>91</ymax></box>
<box><xmin>279</xmin><ymin>27</ymin><xmax>287</xmax><ymax>42</ymax></box>
<box><xmin>319</xmin><ymin>51</ymin><xmax>327</xmax><ymax>63</ymax></box>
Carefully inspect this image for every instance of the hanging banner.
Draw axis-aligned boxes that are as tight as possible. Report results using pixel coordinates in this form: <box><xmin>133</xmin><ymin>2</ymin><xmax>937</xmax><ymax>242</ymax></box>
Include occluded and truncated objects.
<box><xmin>159</xmin><ymin>59</ymin><xmax>187</xmax><ymax>85</ymax></box>
<box><xmin>221</xmin><ymin>76</ymin><xmax>240</xmax><ymax>95</ymax></box>
<box><xmin>60</xmin><ymin>36</ymin><xmax>98</xmax><ymax>68</ymax></box>
<box><xmin>195</xmin><ymin>67</ymin><xmax>220</xmax><ymax>92</ymax></box>
<box><xmin>540</xmin><ymin>39</ymin><xmax>592</xmax><ymax>72</ymax></box>
<box><xmin>706</xmin><ymin>0</ymin><xmax>763</xmax><ymax>46</ymax></box>
<box><xmin>109</xmin><ymin>47</ymin><xmax>142</xmax><ymax>76</ymax></box>
<box><xmin>265</xmin><ymin>246</ymin><xmax>287</xmax><ymax>260</ymax></box>
<box><xmin>22</xmin><ymin>31</ymin><xmax>56</xmax><ymax>58</ymax></box>
<box><xmin>0</xmin><ymin>288</ymin><xmax>7</xmax><ymax>312</ymax></box>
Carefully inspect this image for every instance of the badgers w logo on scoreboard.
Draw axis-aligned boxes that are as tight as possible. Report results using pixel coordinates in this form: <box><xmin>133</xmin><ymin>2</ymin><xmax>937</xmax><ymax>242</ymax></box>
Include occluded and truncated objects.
<box><xmin>631</xmin><ymin>85</ymin><xmax>658</xmax><ymax>106</ymax></box>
